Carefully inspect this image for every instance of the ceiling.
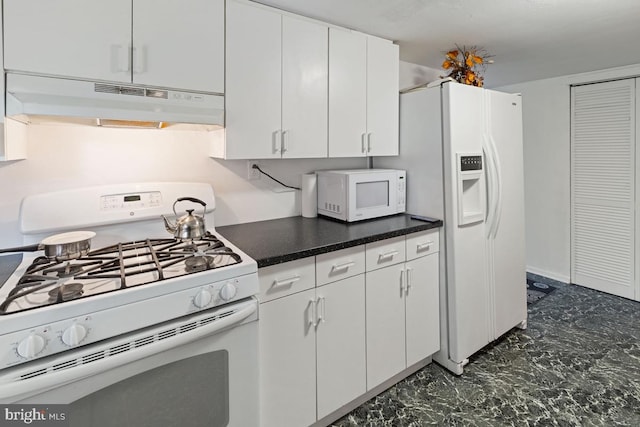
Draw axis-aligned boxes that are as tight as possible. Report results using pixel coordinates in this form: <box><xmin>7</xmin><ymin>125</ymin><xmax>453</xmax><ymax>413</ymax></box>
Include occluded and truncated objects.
<box><xmin>253</xmin><ymin>0</ymin><xmax>640</xmax><ymax>88</ymax></box>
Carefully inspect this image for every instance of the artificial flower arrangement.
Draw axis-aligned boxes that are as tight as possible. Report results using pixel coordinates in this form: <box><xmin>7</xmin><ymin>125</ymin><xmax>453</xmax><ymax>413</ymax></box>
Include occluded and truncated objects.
<box><xmin>442</xmin><ymin>45</ymin><xmax>493</xmax><ymax>87</ymax></box>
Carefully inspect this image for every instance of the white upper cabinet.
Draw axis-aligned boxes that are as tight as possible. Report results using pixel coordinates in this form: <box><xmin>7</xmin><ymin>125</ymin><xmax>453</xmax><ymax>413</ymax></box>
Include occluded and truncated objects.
<box><xmin>281</xmin><ymin>16</ymin><xmax>328</xmax><ymax>158</ymax></box>
<box><xmin>4</xmin><ymin>0</ymin><xmax>131</xmax><ymax>83</ymax></box>
<box><xmin>366</xmin><ymin>36</ymin><xmax>400</xmax><ymax>156</ymax></box>
<box><xmin>225</xmin><ymin>0</ymin><xmax>282</xmax><ymax>159</ymax></box>
<box><xmin>3</xmin><ymin>0</ymin><xmax>224</xmax><ymax>93</ymax></box>
<box><xmin>329</xmin><ymin>29</ymin><xmax>399</xmax><ymax>157</ymax></box>
<box><xmin>328</xmin><ymin>28</ymin><xmax>368</xmax><ymax>157</ymax></box>
<box><xmin>133</xmin><ymin>0</ymin><xmax>224</xmax><ymax>93</ymax></box>
<box><xmin>223</xmin><ymin>0</ymin><xmax>328</xmax><ymax>159</ymax></box>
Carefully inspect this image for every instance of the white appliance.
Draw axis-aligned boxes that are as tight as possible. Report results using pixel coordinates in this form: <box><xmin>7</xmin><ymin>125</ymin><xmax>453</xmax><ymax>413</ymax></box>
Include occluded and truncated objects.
<box><xmin>0</xmin><ymin>182</ymin><xmax>258</xmax><ymax>426</ymax></box>
<box><xmin>376</xmin><ymin>82</ymin><xmax>527</xmax><ymax>375</ymax></box>
<box><xmin>5</xmin><ymin>73</ymin><xmax>224</xmax><ymax>130</ymax></box>
<box><xmin>316</xmin><ymin>169</ymin><xmax>406</xmax><ymax>222</ymax></box>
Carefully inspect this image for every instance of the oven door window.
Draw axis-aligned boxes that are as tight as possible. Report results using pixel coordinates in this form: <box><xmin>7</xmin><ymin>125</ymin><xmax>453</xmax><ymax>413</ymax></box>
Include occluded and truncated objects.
<box><xmin>69</xmin><ymin>350</ymin><xmax>229</xmax><ymax>427</ymax></box>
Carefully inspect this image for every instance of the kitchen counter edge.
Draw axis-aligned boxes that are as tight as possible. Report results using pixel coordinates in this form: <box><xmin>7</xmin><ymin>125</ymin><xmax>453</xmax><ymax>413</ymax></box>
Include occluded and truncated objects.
<box><xmin>217</xmin><ymin>214</ymin><xmax>443</xmax><ymax>268</ymax></box>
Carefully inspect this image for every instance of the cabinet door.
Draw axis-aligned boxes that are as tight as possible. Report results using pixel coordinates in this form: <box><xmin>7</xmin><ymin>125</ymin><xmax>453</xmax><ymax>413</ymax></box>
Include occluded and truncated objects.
<box><xmin>226</xmin><ymin>1</ymin><xmax>282</xmax><ymax>159</ymax></box>
<box><xmin>366</xmin><ymin>36</ymin><xmax>399</xmax><ymax>156</ymax></box>
<box><xmin>133</xmin><ymin>0</ymin><xmax>224</xmax><ymax>93</ymax></box>
<box><xmin>365</xmin><ymin>264</ymin><xmax>406</xmax><ymax>389</ymax></box>
<box><xmin>3</xmin><ymin>0</ymin><xmax>131</xmax><ymax>83</ymax></box>
<box><xmin>405</xmin><ymin>253</ymin><xmax>440</xmax><ymax>367</ymax></box>
<box><xmin>281</xmin><ymin>16</ymin><xmax>328</xmax><ymax>158</ymax></box>
<box><xmin>328</xmin><ymin>28</ymin><xmax>367</xmax><ymax>157</ymax></box>
<box><xmin>259</xmin><ymin>289</ymin><xmax>316</xmax><ymax>427</ymax></box>
<box><xmin>316</xmin><ymin>275</ymin><xmax>366</xmax><ymax>419</ymax></box>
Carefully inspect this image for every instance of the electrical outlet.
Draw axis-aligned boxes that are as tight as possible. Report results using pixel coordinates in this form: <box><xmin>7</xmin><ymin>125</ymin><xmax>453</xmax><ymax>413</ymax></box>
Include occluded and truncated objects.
<box><xmin>247</xmin><ymin>161</ymin><xmax>261</xmax><ymax>180</ymax></box>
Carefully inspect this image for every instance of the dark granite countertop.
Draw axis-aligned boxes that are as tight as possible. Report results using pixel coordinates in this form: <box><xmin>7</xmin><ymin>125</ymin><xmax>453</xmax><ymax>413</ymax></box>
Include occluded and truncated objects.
<box><xmin>217</xmin><ymin>214</ymin><xmax>443</xmax><ymax>268</ymax></box>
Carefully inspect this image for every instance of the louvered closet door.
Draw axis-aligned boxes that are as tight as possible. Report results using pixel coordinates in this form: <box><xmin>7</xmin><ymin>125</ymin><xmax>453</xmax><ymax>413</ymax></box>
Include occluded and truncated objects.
<box><xmin>571</xmin><ymin>79</ymin><xmax>636</xmax><ymax>299</ymax></box>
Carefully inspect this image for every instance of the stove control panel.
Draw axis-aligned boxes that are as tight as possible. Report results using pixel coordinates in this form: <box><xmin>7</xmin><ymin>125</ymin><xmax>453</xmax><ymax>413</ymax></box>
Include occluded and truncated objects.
<box><xmin>101</xmin><ymin>191</ymin><xmax>162</xmax><ymax>211</ymax></box>
<box><xmin>1</xmin><ymin>272</ymin><xmax>258</xmax><ymax>368</ymax></box>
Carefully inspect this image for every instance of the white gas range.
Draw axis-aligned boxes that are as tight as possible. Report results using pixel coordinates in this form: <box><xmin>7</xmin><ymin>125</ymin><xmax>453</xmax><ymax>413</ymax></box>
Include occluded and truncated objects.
<box><xmin>0</xmin><ymin>182</ymin><xmax>259</xmax><ymax>426</ymax></box>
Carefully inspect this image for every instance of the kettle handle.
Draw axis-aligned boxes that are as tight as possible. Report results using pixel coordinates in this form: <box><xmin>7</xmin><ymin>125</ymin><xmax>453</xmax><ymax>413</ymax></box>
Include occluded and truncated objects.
<box><xmin>172</xmin><ymin>197</ymin><xmax>207</xmax><ymax>216</ymax></box>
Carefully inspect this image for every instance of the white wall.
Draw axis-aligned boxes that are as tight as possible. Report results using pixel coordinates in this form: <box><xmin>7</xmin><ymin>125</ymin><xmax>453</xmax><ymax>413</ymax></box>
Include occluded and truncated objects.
<box><xmin>496</xmin><ymin>63</ymin><xmax>640</xmax><ymax>282</ymax></box>
<box><xmin>399</xmin><ymin>60</ymin><xmax>441</xmax><ymax>91</ymax></box>
<box><xmin>0</xmin><ymin>124</ymin><xmax>366</xmax><ymax>246</ymax></box>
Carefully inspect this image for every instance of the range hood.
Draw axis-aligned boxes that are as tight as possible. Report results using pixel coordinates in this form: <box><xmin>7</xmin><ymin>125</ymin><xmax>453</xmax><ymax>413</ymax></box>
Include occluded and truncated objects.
<box><xmin>5</xmin><ymin>73</ymin><xmax>225</xmax><ymax>130</ymax></box>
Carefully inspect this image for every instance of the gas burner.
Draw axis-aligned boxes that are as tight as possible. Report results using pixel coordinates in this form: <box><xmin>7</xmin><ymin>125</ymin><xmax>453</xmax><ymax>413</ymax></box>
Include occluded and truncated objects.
<box><xmin>48</xmin><ymin>283</ymin><xmax>84</xmax><ymax>303</ymax></box>
<box><xmin>185</xmin><ymin>256</ymin><xmax>214</xmax><ymax>272</ymax></box>
<box><xmin>46</xmin><ymin>263</ymin><xmax>84</xmax><ymax>278</ymax></box>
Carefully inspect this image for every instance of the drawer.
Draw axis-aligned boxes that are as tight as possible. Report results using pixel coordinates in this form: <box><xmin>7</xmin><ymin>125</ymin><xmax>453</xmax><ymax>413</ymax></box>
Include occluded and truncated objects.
<box><xmin>316</xmin><ymin>245</ymin><xmax>365</xmax><ymax>286</ymax></box>
<box><xmin>258</xmin><ymin>257</ymin><xmax>316</xmax><ymax>302</ymax></box>
<box><xmin>406</xmin><ymin>229</ymin><xmax>439</xmax><ymax>261</ymax></box>
<box><xmin>365</xmin><ymin>235</ymin><xmax>406</xmax><ymax>272</ymax></box>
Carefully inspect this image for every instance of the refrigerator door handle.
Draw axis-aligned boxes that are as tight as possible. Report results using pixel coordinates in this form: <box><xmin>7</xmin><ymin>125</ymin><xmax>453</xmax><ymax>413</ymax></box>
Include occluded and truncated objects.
<box><xmin>487</xmin><ymin>134</ymin><xmax>503</xmax><ymax>239</ymax></box>
<box><xmin>482</xmin><ymin>138</ymin><xmax>497</xmax><ymax>238</ymax></box>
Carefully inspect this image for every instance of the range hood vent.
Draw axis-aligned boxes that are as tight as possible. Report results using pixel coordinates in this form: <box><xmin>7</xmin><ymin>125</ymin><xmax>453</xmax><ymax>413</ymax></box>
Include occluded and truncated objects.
<box><xmin>6</xmin><ymin>73</ymin><xmax>225</xmax><ymax>131</ymax></box>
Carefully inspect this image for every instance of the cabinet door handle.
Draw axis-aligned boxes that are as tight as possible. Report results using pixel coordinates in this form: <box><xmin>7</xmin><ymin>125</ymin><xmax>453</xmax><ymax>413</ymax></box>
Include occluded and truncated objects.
<box><xmin>406</xmin><ymin>267</ymin><xmax>413</xmax><ymax>295</ymax></box>
<box><xmin>378</xmin><ymin>250</ymin><xmax>399</xmax><ymax>262</ymax></box>
<box><xmin>361</xmin><ymin>133</ymin><xmax>367</xmax><ymax>153</ymax></box>
<box><xmin>132</xmin><ymin>45</ymin><xmax>146</xmax><ymax>74</ymax></box>
<box><xmin>272</xmin><ymin>130</ymin><xmax>282</xmax><ymax>154</ymax></box>
<box><xmin>331</xmin><ymin>261</ymin><xmax>355</xmax><ymax>272</ymax></box>
<box><xmin>367</xmin><ymin>133</ymin><xmax>372</xmax><ymax>153</ymax></box>
<box><xmin>307</xmin><ymin>299</ymin><xmax>317</xmax><ymax>328</ymax></box>
<box><xmin>272</xmin><ymin>275</ymin><xmax>300</xmax><ymax>288</ymax></box>
<box><xmin>416</xmin><ymin>241</ymin><xmax>434</xmax><ymax>252</ymax></box>
<box><xmin>400</xmin><ymin>269</ymin><xmax>405</xmax><ymax>295</ymax></box>
<box><xmin>316</xmin><ymin>296</ymin><xmax>326</xmax><ymax>324</ymax></box>
<box><xmin>281</xmin><ymin>129</ymin><xmax>288</xmax><ymax>154</ymax></box>
<box><xmin>112</xmin><ymin>44</ymin><xmax>131</xmax><ymax>73</ymax></box>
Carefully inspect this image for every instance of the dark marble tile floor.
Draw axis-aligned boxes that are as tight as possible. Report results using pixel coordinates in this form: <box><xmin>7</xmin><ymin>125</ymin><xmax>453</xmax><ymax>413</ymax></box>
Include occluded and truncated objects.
<box><xmin>332</xmin><ymin>280</ymin><xmax>640</xmax><ymax>426</ymax></box>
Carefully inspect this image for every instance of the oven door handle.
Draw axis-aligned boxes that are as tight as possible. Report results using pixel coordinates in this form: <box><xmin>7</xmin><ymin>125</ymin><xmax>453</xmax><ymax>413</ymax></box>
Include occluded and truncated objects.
<box><xmin>0</xmin><ymin>299</ymin><xmax>258</xmax><ymax>403</ymax></box>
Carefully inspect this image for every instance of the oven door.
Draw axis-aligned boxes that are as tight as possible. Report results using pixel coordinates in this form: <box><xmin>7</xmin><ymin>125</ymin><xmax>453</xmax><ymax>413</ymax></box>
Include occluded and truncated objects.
<box><xmin>0</xmin><ymin>298</ymin><xmax>258</xmax><ymax>427</ymax></box>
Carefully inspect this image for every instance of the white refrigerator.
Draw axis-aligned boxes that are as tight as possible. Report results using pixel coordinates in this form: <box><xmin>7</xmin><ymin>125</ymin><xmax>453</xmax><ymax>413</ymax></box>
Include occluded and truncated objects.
<box><xmin>376</xmin><ymin>81</ymin><xmax>527</xmax><ymax>374</ymax></box>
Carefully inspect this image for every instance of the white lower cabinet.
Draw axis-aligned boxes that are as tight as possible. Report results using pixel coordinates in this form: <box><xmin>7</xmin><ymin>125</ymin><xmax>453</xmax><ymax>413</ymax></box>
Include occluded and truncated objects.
<box><xmin>260</xmin><ymin>288</ymin><xmax>317</xmax><ymax>427</ymax></box>
<box><xmin>259</xmin><ymin>250</ymin><xmax>366</xmax><ymax>427</ymax></box>
<box><xmin>366</xmin><ymin>231</ymin><xmax>440</xmax><ymax>390</ymax></box>
<box><xmin>259</xmin><ymin>230</ymin><xmax>439</xmax><ymax>426</ymax></box>
<box><xmin>316</xmin><ymin>275</ymin><xmax>366</xmax><ymax>419</ymax></box>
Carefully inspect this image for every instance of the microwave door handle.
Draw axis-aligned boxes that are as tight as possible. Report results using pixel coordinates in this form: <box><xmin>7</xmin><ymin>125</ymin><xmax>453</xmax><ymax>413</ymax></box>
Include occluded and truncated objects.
<box><xmin>0</xmin><ymin>301</ymin><xmax>257</xmax><ymax>402</ymax></box>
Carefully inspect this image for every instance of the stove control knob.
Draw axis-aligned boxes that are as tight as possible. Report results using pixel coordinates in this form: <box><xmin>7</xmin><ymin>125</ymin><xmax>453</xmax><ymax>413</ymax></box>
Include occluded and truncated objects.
<box><xmin>193</xmin><ymin>288</ymin><xmax>213</xmax><ymax>308</ymax></box>
<box><xmin>17</xmin><ymin>334</ymin><xmax>46</xmax><ymax>359</ymax></box>
<box><xmin>62</xmin><ymin>323</ymin><xmax>87</xmax><ymax>347</ymax></box>
<box><xmin>219</xmin><ymin>282</ymin><xmax>237</xmax><ymax>302</ymax></box>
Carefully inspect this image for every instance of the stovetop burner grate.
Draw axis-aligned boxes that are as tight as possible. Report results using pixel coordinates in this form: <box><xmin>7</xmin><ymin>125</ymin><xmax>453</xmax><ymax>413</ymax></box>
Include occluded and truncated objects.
<box><xmin>0</xmin><ymin>232</ymin><xmax>242</xmax><ymax>315</ymax></box>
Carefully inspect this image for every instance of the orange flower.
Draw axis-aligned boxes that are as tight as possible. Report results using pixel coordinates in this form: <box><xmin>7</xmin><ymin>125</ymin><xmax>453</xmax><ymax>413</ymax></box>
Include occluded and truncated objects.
<box><xmin>472</xmin><ymin>54</ymin><xmax>483</xmax><ymax>64</ymax></box>
<box><xmin>446</xmin><ymin>50</ymin><xmax>459</xmax><ymax>59</ymax></box>
<box><xmin>442</xmin><ymin>60</ymin><xmax>453</xmax><ymax>69</ymax></box>
<box><xmin>465</xmin><ymin>56</ymin><xmax>474</xmax><ymax>68</ymax></box>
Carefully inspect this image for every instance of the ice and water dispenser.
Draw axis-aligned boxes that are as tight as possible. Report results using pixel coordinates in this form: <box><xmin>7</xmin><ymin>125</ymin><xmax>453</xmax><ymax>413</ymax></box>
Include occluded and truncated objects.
<box><xmin>456</xmin><ymin>154</ymin><xmax>484</xmax><ymax>226</ymax></box>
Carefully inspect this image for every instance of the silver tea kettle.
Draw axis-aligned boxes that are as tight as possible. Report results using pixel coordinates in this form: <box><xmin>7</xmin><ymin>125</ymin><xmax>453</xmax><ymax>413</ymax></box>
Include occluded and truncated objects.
<box><xmin>162</xmin><ymin>197</ymin><xmax>207</xmax><ymax>240</ymax></box>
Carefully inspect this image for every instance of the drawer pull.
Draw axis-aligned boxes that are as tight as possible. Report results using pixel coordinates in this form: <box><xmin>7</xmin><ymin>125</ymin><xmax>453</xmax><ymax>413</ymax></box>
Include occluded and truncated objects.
<box><xmin>416</xmin><ymin>241</ymin><xmax>434</xmax><ymax>252</ymax></box>
<box><xmin>331</xmin><ymin>261</ymin><xmax>355</xmax><ymax>272</ymax></box>
<box><xmin>378</xmin><ymin>250</ymin><xmax>399</xmax><ymax>262</ymax></box>
<box><xmin>272</xmin><ymin>275</ymin><xmax>301</xmax><ymax>288</ymax></box>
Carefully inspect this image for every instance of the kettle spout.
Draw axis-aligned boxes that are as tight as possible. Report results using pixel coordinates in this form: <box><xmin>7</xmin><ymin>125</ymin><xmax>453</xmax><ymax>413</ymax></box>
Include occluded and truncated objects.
<box><xmin>162</xmin><ymin>215</ymin><xmax>177</xmax><ymax>235</ymax></box>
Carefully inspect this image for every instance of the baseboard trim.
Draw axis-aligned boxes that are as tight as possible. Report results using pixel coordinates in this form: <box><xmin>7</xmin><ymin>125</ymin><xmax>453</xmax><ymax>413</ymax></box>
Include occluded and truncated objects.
<box><xmin>526</xmin><ymin>266</ymin><xmax>570</xmax><ymax>284</ymax></box>
<box><xmin>311</xmin><ymin>357</ymin><xmax>432</xmax><ymax>427</ymax></box>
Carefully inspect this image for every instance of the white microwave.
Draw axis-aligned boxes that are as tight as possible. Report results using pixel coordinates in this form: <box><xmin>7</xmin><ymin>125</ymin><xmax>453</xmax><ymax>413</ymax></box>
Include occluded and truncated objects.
<box><xmin>316</xmin><ymin>169</ymin><xmax>406</xmax><ymax>222</ymax></box>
